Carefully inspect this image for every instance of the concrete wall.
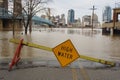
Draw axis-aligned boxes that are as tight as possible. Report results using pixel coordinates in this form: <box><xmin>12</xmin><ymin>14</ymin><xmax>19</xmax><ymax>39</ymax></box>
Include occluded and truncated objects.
<box><xmin>115</xmin><ymin>22</ymin><xmax>120</xmax><ymax>29</ymax></box>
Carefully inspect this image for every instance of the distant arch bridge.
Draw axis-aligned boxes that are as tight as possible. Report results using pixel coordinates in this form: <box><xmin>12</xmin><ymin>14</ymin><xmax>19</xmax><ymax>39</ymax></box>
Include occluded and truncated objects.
<box><xmin>0</xmin><ymin>8</ymin><xmax>54</xmax><ymax>27</ymax></box>
<box><xmin>32</xmin><ymin>15</ymin><xmax>54</xmax><ymax>26</ymax></box>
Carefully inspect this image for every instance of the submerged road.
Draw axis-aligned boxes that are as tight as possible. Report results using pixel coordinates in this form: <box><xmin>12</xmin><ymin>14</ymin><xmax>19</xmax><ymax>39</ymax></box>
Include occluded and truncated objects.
<box><xmin>0</xmin><ymin>59</ymin><xmax>120</xmax><ymax>80</ymax></box>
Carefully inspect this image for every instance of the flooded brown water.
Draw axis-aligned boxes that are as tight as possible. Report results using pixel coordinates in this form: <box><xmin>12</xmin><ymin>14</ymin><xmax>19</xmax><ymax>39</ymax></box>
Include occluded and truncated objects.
<box><xmin>0</xmin><ymin>28</ymin><xmax>120</xmax><ymax>62</ymax></box>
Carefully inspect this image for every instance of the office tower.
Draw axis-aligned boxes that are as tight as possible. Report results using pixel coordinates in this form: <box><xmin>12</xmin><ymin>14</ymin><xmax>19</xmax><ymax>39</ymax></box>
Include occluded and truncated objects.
<box><xmin>13</xmin><ymin>0</ymin><xmax>22</xmax><ymax>16</ymax></box>
<box><xmin>61</xmin><ymin>14</ymin><xmax>66</xmax><ymax>25</ymax></box>
<box><xmin>67</xmin><ymin>9</ymin><xmax>75</xmax><ymax>24</ymax></box>
<box><xmin>102</xmin><ymin>6</ymin><xmax>112</xmax><ymax>23</ymax></box>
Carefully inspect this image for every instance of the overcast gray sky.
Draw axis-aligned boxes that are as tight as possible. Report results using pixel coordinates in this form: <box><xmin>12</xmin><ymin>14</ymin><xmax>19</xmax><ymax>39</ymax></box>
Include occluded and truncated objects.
<box><xmin>47</xmin><ymin>0</ymin><xmax>120</xmax><ymax>22</ymax></box>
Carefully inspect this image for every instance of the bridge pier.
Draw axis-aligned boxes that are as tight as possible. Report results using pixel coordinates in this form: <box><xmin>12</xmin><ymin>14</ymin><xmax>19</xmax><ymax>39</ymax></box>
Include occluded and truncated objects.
<box><xmin>102</xmin><ymin>28</ymin><xmax>110</xmax><ymax>34</ymax></box>
<box><xmin>110</xmin><ymin>27</ymin><xmax>114</xmax><ymax>35</ymax></box>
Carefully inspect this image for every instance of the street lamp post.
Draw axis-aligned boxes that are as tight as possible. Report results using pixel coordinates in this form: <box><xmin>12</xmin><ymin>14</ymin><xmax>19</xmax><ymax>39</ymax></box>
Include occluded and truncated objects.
<box><xmin>90</xmin><ymin>5</ymin><xmax>97</xmax><ymax>31</ymax></box>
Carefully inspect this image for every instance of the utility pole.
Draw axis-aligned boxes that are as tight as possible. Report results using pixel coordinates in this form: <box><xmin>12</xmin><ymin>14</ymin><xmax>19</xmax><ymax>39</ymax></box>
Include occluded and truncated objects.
<box><xmin>90</xmin><ymin>5</ymin><xmax>97</xmax><ymax>31</ymax></box>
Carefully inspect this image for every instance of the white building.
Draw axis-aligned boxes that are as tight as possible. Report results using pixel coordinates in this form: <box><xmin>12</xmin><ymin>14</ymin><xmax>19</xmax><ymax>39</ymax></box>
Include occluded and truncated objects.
<box><xmin>72</xmin><ymin>18</ymin><xmax>81</xmax><ymax>28</ymax></box>
<box><xmin>82</xmin><ymin>14</ymin><xmax>99</xmax><ymax>28</ymax></box>
<box><xmin>60</xmin><ymin>14</ymin><xmax>66</xmax><ymax>26</ymax></box>
<box><xmin>82</xmin><ymin>15</ymin><xmax>91</xmax><ymax>27</ymax></box>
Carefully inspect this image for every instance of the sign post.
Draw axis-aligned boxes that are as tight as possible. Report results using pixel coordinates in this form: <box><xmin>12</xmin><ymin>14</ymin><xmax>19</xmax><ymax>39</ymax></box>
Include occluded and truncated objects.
<box><xmin>52</xmin><ymin>39</ymin><xmax>80</xmax><ymax>67</ymax></box>
<box><xmin>9</xmin><ymin>39</ymin><xmax>23</xmax><ymax>71</ymax></box>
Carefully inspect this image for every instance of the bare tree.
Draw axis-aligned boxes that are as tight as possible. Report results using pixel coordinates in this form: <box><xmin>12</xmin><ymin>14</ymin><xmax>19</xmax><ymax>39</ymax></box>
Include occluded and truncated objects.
<box><xmin>22</xmin><ymin>0</ymin><xmax>52</xmax><ymax>34</ymax></box>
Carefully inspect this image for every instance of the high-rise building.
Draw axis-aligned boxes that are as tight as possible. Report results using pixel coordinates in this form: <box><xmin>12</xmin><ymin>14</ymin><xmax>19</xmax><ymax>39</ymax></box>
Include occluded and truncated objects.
<box><xmin>60</xmin><ymin>14</ymin><xmax>66</xmax><ymax>25</ymax></box>
<box><xmin>102</xmin><ymin>6</ymin><xmax>112</xmax><ymax>23</ymax></box>
<box><xmin>13</xmin><ymin>0</ymin><xmax>22</xmax><ymax>16</ymax></box>
<box><xmin>67</xmin><ymin>9</ymin><xmax>75</xmax><ymax>24</ymax></box>
<box><xmin>0</xmin><ymin>0</ymin><xmax>8</xmax><ymax>9</ymax></box>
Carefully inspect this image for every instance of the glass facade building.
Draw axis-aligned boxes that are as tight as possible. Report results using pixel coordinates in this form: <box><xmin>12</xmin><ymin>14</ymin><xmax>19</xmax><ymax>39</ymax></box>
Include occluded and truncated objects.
<box><xmin>67</xmin><ymin>9</ymin><xmax>75</xmax><ymax>24</ymax></box>
<box><xmin>102</xmin><ymin>6</ymin><xmax>112</xmax><ymax>23</ymax></box>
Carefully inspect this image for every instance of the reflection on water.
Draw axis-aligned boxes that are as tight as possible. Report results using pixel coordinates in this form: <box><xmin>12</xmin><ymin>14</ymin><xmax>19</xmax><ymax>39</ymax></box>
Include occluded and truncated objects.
<box><xmin>0</xmin><ymin>28</ymin><xmax>120</xmax><ymax>62</ymax></box>
<box><xmin>67</xmin><ymin>28</ymin><xmax>101</xmax><ymax>37</ymax></box>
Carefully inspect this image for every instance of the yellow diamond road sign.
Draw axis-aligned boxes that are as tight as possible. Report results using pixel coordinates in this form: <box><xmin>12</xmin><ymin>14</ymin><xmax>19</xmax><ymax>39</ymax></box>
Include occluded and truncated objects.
<box><xmin>52</xmin><ymin>39</ymin><xmax>80</xmax><ymax>67</ymax></box>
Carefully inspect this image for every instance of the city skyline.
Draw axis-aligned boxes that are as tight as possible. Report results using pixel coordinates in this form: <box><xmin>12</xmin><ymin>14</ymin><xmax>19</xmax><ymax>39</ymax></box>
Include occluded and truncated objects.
<box><xmin>46</xmin><ymin>0</ymin><xmax>120</xmax><ymax>22</ymax></box>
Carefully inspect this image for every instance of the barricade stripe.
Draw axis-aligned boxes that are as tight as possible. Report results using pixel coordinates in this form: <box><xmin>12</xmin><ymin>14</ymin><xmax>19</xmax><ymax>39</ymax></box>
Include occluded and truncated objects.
<box><xmin>10</xmin><ymin>38</ymin><xmax>52</xmax><ymax>52</ymax></box>
<box><xmin>80</xmin><ymin>55</ymin><xmax>115</xmax><ymax>66</ymax></box>
<box><xmin>9</xmin><ymin>38</ymin><xmax>116</xmax><ymax>67</ymax></box>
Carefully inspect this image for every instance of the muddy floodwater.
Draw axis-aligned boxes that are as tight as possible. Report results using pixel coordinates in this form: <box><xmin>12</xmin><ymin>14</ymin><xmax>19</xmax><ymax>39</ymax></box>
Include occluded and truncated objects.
<box><xmin>0</xmin><ymin>28</ymin><xmax>120</xmax><ymax>62</ymax></box>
